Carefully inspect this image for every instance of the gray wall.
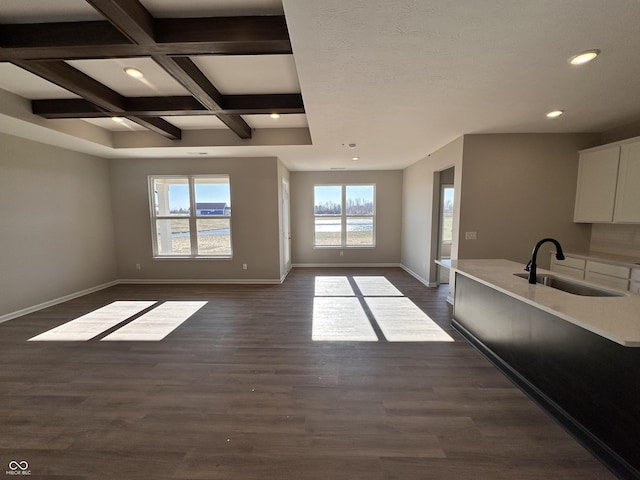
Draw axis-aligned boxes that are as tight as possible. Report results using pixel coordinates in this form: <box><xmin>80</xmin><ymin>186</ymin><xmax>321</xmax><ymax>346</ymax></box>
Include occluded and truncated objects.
<box><xmin>401</xmin><ymin>133</ymin><xmax>600</xmax><ymax>287</ymax></box>
<box><xmin>110</xmin><ymin>156</ymin><xmax>283</xmax><ymax>281</ymax></box>
<box><xmin>458</xmin><ymin>134</ymin><xmax>598</xmax><ymax>268</ymax></box>
<box><xmin>0</xmin><ymin>133</ymin><xmax>117</xmax><ymax>319</ymax></box>
<box><xmin>401</xmin><ymin>137</ymin><xmax>464</xmax><ymax>285</ymax></box>
<box><xmin>290</xmin><ymin>170</ymin><xmax>403</xmax><ymax>265</ymax></box>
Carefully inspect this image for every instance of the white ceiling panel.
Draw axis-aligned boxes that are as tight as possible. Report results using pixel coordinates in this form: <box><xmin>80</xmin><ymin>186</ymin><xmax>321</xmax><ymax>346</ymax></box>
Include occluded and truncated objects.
<box><xmin>0</xmin><ymin>64</ymin><xmax>80</xmax><ymax>99</ymax></box>
<box><xmin>191</xmin><ymin>55</ymin><xmax>300</xmax><ymax>94</ymax></box>
<box><xmin>83</xmin><ymin>118</ymin><xmax>147</xmax><ymax>131</ymax></box>
<box><xmin>244</xmin><ymin>114</ymin><xmax>307</xmax><ymax>129</ymax></box>
<box><xmin>66</xmin><ymin>58</ymin><xmax>191</xmax><ymax>97</ymax></box>
<box><xmin>0</xmin><ymin>0</ymin><xmax>101</xmax><ymax>23</ymax></box>
<box><xmin>161</xmin><ymin>116</ymin><xmax>228</xmax><ymax>129</ymax></box>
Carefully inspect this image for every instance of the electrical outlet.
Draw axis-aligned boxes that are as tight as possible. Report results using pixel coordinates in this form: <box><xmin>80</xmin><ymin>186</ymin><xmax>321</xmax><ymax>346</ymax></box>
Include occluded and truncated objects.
<box><xmin>340</xmin><ymin>251</ymin><xmax>344</xmax><ymax>257</ymax></box>
<box><xmin>242</xmin><ymin>263</ymin><xmax>248</xmax><ymax>270</ymax></box>
<box><xmin>135</xmin><ymin>263</ymin><xmax>141</xmax><ymax>270</ymax></box>
<box><xmin>465</xmin><ymin>231</ymin><xmax>477</xmax><ymax>240</ymax></box>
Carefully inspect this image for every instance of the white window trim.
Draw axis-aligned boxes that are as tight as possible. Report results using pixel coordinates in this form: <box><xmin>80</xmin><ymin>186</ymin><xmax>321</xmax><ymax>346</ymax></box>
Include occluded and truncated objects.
<box><xmin>313</xmin><ymin>183</ymin><xmax>376</xmax><ymax>249</ymax></box>
<box><xmin>148</xmin><ymin>174</ymin><xmax>232</xmax><ymax>259</ymax></box>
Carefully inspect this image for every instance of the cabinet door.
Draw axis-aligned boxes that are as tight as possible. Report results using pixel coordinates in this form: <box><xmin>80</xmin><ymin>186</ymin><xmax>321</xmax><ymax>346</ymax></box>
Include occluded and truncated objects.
<box><xmin>574</xmin><ymin>146</ymin><xmax>620</xmax><ymax>222</ymax></box>
<box><xmin>585</xmin><ymin>271</ymin><xmax>629</xmax><ymax>291</ymax></box>
<box><xmin>614</xmin><ymin>142</ymin><xmax>640</xmax><ymax>223</ymax></box>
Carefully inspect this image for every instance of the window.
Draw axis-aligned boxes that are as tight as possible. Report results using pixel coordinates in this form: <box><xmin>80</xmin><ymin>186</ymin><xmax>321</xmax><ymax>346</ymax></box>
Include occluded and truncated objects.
<box><xmin>149</xmin><ymin>175</ymin><xmax>232</xmax><ymax>258</ymax></box>
<box><xmin>314</xmin><ymin>184</ymin><xmax>375</xmax><ymax>247</ymax></box>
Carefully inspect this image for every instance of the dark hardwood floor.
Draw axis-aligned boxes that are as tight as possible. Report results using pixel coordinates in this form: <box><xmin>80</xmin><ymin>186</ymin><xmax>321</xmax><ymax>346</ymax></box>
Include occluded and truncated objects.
<box><xmin>0</xmin><ymin>268</ymin><xmax>615</xmax><ymax>479</ymax></box>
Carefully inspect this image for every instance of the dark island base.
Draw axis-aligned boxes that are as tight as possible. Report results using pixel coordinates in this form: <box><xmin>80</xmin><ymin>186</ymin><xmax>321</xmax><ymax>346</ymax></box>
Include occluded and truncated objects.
<box><xmin>452</xmin><ymin>273</ymin><xmax>640</xmax><ymax>480</ymax></box>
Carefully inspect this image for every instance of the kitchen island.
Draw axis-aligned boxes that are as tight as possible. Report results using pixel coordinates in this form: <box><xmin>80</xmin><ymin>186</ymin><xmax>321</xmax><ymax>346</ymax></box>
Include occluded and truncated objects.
<box><xmin>451</xmin><ymin>259</ymin><xmax>640</xmax><ymax>480</ymax></box>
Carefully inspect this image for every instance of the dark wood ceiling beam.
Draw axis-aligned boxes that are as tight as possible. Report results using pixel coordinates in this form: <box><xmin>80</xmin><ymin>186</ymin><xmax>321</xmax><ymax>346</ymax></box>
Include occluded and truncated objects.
<box><xmin>153</xmin><ymin>56</ymin><xmax>251</xmax><ymax>138</ymax></box>
<box><xmin>11</xmin><ymin>60</ymin><xmax>125</xmax><ymax>111</ymax></box>
<box><xmin>222</xmin><ymin>94</ymin><xmax>305</xmax><ymax>114</ymax></box>
<box><xmin>11</xmin><ymin>60</ymin><xmax>181</xmax><ymax>140</ymax></box>
<box><xmin>32</xmin><ymin>94</ymin><xmax>305</xmax><ymax>118</ymax></box>
<box><xmin>85</xmin><ymin>0</ymin><xmax>155</xmax><ymax>44</ymax></box>
<box><xmin>127</xmin><ymin>116</ymin><xmax>181</xmax><ymax>140</ymax></box>
<box><xmin>85</xmin><ymin>0</ymin><xmax>252</xmax><ymax>138</ymax></box>
<box><xmin>0</xmin><ymin>17</ymin><xmax>292</xmax><ymax>60</ymax></box>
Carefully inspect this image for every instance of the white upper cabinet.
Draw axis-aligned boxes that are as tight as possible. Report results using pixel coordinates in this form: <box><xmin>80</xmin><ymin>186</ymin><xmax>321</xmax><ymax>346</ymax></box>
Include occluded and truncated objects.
<box><xmin>574</xmin><ymin>138</ymin><xmax>640</xmax><ymax>223</ymax></box>
<box><xmin>613</xmin><ymin>142</ymin><xmax>640</xmax><ymax>222</ymax></box>
<box><xmin>574</xmin><ymin>146</ymin><xmax>620</xmax><ymax>222</ymax></box>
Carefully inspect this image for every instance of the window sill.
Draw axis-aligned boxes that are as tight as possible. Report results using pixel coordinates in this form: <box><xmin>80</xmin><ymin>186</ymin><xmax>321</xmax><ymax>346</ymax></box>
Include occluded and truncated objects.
<box><xmin>152</xmin><ymin>256</ymin><xmax>233</xmax><ymax>261</ymax></box>
<box><xmin>313</xmin><ymin>245</ymin><xmax>376</xmax><ymax>250</ymax></box>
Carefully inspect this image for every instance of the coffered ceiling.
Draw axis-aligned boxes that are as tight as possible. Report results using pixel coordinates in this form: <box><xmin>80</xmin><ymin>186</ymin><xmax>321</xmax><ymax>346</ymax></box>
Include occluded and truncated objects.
<box><xmin>1</xmin><ymin>0</ymin><xmax>640</xmax><ymax>170</ymax></box>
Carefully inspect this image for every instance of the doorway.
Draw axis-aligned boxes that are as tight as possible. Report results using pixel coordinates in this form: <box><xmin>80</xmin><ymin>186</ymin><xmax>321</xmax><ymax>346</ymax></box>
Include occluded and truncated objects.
<box><xmin>436</xmin><ymin>168</ymin><xmax>455</xmax><ymax>284</ymax></box>
<box><xmin>282</xmin><ymin>178</ymin><xmax>291</xmax><ymax>274</ymax></box>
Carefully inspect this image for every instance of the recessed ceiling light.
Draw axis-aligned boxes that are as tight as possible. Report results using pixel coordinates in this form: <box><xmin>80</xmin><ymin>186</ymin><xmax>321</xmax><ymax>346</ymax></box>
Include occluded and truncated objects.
<box><xmin>270</xmin><ymin>113</ymin><xmax>280</xmax><ymax>119</ymax></box>
<box><xmin>352</xmin><ymin>156</ymin><xmax>360</xmax><ymax>161</ymax></box>
<box><xmin>124</xmin><ymin>67</ymin><xmax>144</xmax><ymax>78</ymax></box>
<box><xmin>569</xmin><ymin>49</ymin><xmax>600</xmax><ymax>65</ymax></box>
<box><xmin>111</xmin><ymin>116</ymin><xmax>125</xmax><ymax>123</ymax></box>
<box><xmin>546</xmin><ymin>110</ymin><xmax>564</xmax><ymax>119</ymax></box>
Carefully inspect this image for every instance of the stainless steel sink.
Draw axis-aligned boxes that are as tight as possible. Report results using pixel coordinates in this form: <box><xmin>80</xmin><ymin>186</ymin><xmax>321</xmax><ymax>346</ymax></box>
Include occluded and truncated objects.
<box><xmin>513</xmin><ymin>273</ymin><xmax>625</xmax><ymax>297</ymax></box>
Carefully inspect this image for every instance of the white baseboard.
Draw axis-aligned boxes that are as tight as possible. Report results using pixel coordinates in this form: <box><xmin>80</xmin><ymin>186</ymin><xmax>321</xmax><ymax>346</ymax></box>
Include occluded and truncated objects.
<box><xmin>0</xmin><ymin>280</ymin><xmax>119</xmax><ymax>324</ymax></box>
<box><xmin>118</xmin><ymin>278</ymin><xmax>283</xmax><ymax>285</ymax></box>
<box><xmin>292</xmin><ymin>263</ymin><xmax>401</xmax><ymax>268</ymax></box>
<box><xmin>400</xmin><ymin>264</ymin><xmax>439</xmax><ymax>288</ymax></box>
<box><xmin>2</xmin><ymin>264</ymin><xmax>438</xmax><ymax>323</ymax></box>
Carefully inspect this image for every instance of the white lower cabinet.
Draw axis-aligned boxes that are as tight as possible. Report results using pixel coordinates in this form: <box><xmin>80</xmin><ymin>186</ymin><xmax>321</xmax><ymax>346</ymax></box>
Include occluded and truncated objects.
<box><xmin>550</xmin><ymin>255</ymin><xmax>585</xmax><ymax>280</ymax></box>
<box><xmin>585</xmin><ymin>261</ymin><xmax>630</xmax><ymax>291</ymax></box>
<box><xmin>584</xmin><ymin>271</ymin><xmax>629</xmax><ymax>291</ymax></box>
<box><xmin>631</xmin><ymin>269</ymin><xmax>640</xmax><ymax>294</ymax></box>
<box><xmin>550</xmin><ymin>254</ymin><xmax>636</xmax><ymax>293</ymax></box>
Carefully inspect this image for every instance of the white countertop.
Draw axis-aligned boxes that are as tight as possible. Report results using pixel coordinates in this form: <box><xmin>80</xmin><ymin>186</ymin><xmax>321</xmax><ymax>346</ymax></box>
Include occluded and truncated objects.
<box><xmin>450</xmin><ymin>259</ymin><xmax>640</xmax><ymax>347</ymax></box>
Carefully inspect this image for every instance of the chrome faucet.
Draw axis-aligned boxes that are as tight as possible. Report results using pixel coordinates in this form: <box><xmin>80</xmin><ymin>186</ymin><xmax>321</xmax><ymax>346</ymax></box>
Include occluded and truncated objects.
<box><xmin>525</xmin><ymin>238</ymin><xmax>565</xmax><ymax>284</ymax></box>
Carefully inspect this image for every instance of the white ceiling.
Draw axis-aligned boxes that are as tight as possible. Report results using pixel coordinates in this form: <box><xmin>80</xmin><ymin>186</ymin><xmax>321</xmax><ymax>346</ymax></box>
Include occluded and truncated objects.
<box><xmin>1</xmin><ymin>0</ymin><xmax>640</xmax><ymax>171</ymax></box>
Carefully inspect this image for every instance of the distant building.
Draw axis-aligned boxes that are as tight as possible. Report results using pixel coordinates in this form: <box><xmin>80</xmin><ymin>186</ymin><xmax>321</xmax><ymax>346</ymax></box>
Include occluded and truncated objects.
<box><xmin>196</xmin><ymin>202</ymin><xmax>230</xmax><ymax>216</ymax></box>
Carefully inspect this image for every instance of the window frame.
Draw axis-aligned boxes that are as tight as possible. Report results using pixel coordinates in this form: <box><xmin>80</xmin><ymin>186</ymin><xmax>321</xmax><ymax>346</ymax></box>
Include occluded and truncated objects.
<box><xmin>148</xmin><ymin>174</ymin><xmax>232</xmax><ymax>259</ymax></box>
<box><xmin>313</xmin><ymin>183</ymin><xmax>376</xmax><ymax>249</ymax></box>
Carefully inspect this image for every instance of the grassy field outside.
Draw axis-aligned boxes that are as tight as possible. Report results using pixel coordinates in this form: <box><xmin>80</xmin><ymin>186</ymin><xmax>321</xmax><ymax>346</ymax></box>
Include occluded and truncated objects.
<box><xmin>314</xmin><ymin>231</ymin><xmax>374</xmax><ymax>246</ymax></box>
<box><xmin>156</xmin><ymin>218</ymin><xmax>231</xmax><ymax>255</ymax></box>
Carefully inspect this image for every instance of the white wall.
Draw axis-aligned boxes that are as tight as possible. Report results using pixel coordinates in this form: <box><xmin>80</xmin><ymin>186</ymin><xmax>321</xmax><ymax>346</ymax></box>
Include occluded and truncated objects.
<box><xmin>0</xmin><ymin>133</ymin><xmax>117</xmax><ymax>319</ymax></box>
<box><xmin>109</xmin><ymin>156</ymin><xmax>283</xmax><ymax>281</ymax></box>
<box><xmin>290</xmin><ymin>170</ymin><xmax>403</xmax><ymax>265</ymax></box>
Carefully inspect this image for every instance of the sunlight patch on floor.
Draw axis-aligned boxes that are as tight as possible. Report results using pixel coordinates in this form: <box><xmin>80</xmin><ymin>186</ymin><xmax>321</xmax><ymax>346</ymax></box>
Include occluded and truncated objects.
<box><xmin>314</xmin><ymin>276</ymin><xmax>355</xmax><ymax>296</ymax></box>
<box><xmin>101</xmin><ymin>301</ymin><xmax>207</xmax><ymax>341</ymax></box>
<box><xmin>365</xmin><ymin>297</ymin><xmax>454</xmax><ymax>342</ymax></box>
<box><xmin>28</xmin><ymin>301</ymin><xmax>157</xmax><ymax>341</ymax></box>
<box><xmin>353</xmin><ymin>276</ymin><xmax>403</xmax><ymax>296</ymax></box>
<box><xmin>312</xmin><ymin>297</ymin><xmax>378</xmax><ymax>341</ymax></box>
